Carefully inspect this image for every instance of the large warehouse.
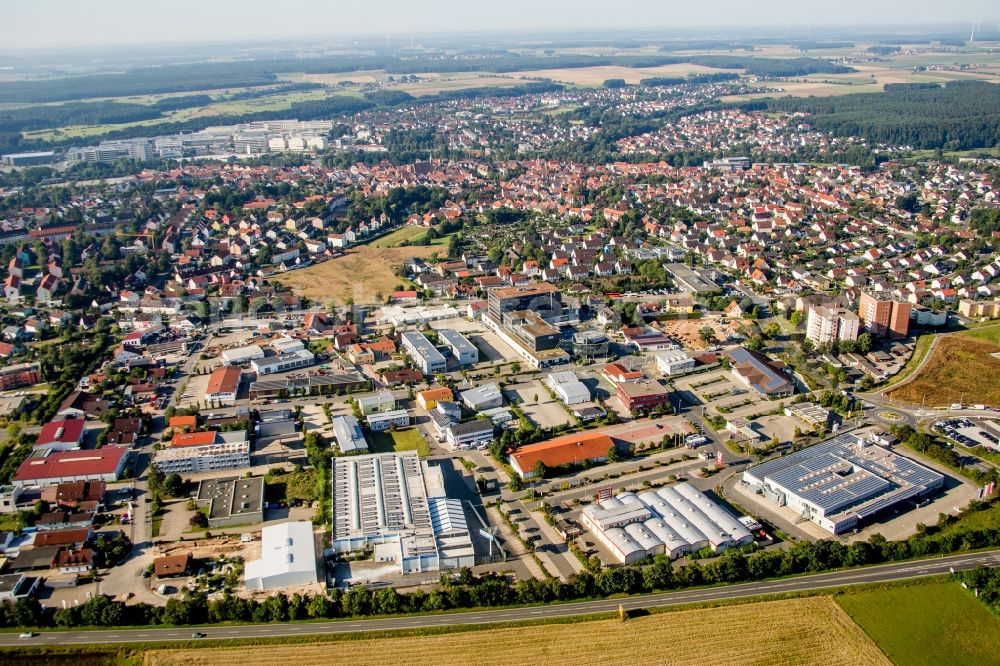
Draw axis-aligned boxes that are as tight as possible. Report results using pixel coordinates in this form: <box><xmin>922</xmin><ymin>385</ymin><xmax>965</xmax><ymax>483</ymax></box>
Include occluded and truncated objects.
<box><xmin>331</xmin><ymin>451</ymin><xmax>474</xmax><ymax>574</ymax></box>
<box><xmin>580</xmin><ymin>482</ymin><xmax>753</xmax><ymax>564</ymax></box>
<box><xmin>244</xmin><ymin>521</ymin><xmax>318</xmax><ymax>591</ymax></box>
<box><xmin>743</xmin><ymin>433</ymin><xmax>945</xmax><ymax>534</ymax></box>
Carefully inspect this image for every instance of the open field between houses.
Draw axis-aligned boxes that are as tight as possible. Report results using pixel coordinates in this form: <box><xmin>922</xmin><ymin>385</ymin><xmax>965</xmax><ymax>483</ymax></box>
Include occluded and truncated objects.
<box><xmin>367</xmin><ymin>427</ymin><xmax>431</xmax><ymax>456</ymax></box>
<box><xmin>887</xmin><ymin>335</ymin><xmax>1000</xmax><ymax>407</ymax></box>
<box><xmin>270</xmin><ymin>245</ymin><xmax>436</xmax><ymax>304</ymax></box>
<box><xmin>368</xmin><ymin>225</ymin><xmax>432</xmax><ymax>248</ymax></box>
<box><xmin>142</xmin><ymin>596</ymin><xmax>890</xmax><ymax>666</ymax></box>
<box><xmin>958</xmin><ymin>324</ymin><xmax>1000</xmax><ymax>345</ymax></box>
<box><xmin>835</xmin><ymin>581</ymin><xmax>1000</xmax><ymax>666</ymax></box>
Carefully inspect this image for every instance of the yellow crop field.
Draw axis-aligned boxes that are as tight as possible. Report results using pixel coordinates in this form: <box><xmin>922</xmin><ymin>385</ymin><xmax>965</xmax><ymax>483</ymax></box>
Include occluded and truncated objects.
<box><xmin>271</xmin><ymin>245</ymin><xmax>436</xmax><ymax>304</ymax></box>
<box><xmin>144</xmin><ymin>596</ymin><xmax>890</xmax><ymax>666</ymax></box>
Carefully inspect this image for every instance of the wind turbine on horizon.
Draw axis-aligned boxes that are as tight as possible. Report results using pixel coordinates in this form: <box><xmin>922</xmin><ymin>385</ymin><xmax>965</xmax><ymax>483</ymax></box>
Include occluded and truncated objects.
<box><xmin>969</xmin><ymin>20</ymin><xmax>981</xmax><ymax>43</ymax></box>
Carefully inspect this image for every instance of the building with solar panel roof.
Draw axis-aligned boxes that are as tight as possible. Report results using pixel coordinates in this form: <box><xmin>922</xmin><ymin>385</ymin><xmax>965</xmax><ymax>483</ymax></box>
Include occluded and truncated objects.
<box><xmin>743</xmin><ymin>432</ymin><xmax>944</xmax><ymax>534</ymax></box>
<box><xmin>725</xmin><ymin>346</ymin><xmax>794</xmax><ymax>398</ymax></box>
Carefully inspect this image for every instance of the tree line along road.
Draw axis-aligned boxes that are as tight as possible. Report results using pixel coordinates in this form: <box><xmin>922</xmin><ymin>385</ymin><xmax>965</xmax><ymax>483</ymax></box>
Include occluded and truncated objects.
<box><xmin>2</xmin><ymin>550</ymin><xmax>998</xmax><ymax>647</ymax></box>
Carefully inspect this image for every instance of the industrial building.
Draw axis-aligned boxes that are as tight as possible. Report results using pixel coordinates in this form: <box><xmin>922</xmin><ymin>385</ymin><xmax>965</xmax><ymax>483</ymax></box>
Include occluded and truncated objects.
<box><xmin>204</xmin><ymin>366</ymin><xmax>241</xmax><ymax>406</ymax></box>
<box><xmin>664</xmin><ymin>263</ymin><xmax>721</xmax><ymax>294</ymax></box>
<box><xmin>221</xmin><ymin>345</ymin><xmax>265</xmax><ymax>366</ymax></box>
<box><xmin>331</xmin><ymin>451</ymin><xmax>475</xmax><ymax>574</ymax></box>
<box><xmin>12</xmin><ymin>447</ymin><xmax>129</xmax><ymax>488</ymax></box>
<box><xmin>153</xmin><ymin>431</ymin><xmax>250</xmax><ymax>474</ymax></box>
<box><xmin>195</xmin><ymin>476</ymin><xmax>264</xmax><ymax>528</ymax></box>
<box><xmin>572</xmin><ymin>330</ymin><xmax>609</xmax><ymax>358</ymax></box>
<box><xmin>580</xmin><ymin>483</ymin><xmax>753</xmax><ymax>564</ymax></box>
<box><xmin>459</xmin><ymin>383</ymin><xmax>503</xmax><ymax>411</ymax></box>
<box><xmin>546</xmin><ymin>371</ymin><xmax>591</xmax><ymax>405</ymax></box>
<box><xmin>437</xmin><ymin>329</ymin><xmax>478</xmax><ymax>366</ymax></box>
<box><xmin>34</xmin><ymin>418</ymin><xmax>86</xmax><ymax>452</ymax></box>
<box><xmin>355</xmin><ymin>390</ymin><xmax>396</xmax><ymax>415</ymax></box>
<box><xmin>743</xmin><ymin>433</ymin><xmax>945</xmax><ymax>534</ymax></box>
<box><xmin>401</xmin><ymin>331</ymin><xmax>447</xmax><ymax>374</ymax></box>
<box><xmin>251</xmin><ymin>349</ymin><xmax>315</xmax><ymax>375</ymax></box>
<box><xmin>784</xmin><ymin>402</ymin><xmax>831</xmax><ymax>428</ymax></box>
<box><xmin>331</xmin><ymin>415</ymin><xmax>368</xmax><ymax>454</ymax></box>
<box><xmin>654</xmin><ymin>349</ymin><xmax>697</xmax><ymax>376</ymax></box>
<box><xmin>244</xmin><ymin>521</ymin><xmax>318</xmax><ymax>591</ymax></box>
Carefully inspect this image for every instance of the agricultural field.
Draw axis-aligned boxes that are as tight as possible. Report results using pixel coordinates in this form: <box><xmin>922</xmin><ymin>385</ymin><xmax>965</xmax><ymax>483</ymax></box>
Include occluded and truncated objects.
<box><xmin>271</xmin><ymin>245</ymin><xmax>436</xmax><ymax>304</ymax></box>
<box><xmin>887</xmin><ymin>335</ymin><xmax>1000</xmax><ymax>407</ymax></box>
<box><xmin>143</xmin><ymin>596</ymin><xmax>890</xmax><ymax>666</ymax></box>
<box><xmin>505</xmin><ymin>62</ymin><xmax>737</xmax><ymax>86</ymax></box>
<box><xmin>835</xmin><ymin>581</ymin><xmax>1000</xmax><ymax>666</ymax></box>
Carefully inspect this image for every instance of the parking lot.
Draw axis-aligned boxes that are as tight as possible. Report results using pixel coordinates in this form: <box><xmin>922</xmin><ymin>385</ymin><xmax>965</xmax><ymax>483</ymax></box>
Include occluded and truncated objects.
<box><xmin>176</xmin><ymin>374</ymin><xmax>209</xmax><ymax>409</ymax></box>
<box><xmin>933</xmin><ymin>417</ymin><xmax>1000</xmax><ymax>452</ymax></box>
<box><xmin>503</xmin><ymin>379</ymin><xmax>574</xmax><ymax>429</ymax></box>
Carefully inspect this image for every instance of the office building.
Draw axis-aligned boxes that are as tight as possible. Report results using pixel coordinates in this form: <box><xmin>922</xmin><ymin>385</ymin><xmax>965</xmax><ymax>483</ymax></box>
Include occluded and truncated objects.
<box><xmin>251</xmin><ymin>349</ymin><xmax>315</xmax><ymax>375</ymax></box>
<box><xmin>153</xmin><ymin>431</ymin><xmax>250</xmax><ymax>474</ymax></box>
<box><xmin>654</xmin><ymin>350</ymin><xmax>697</xmax><ymax>376</ymax></box>
<box><xmin>355</xmin><ymin>390</ymin><xmax>396</xmax><ymax>415</ymax></box>
<box><xmin>365</xmin><ymin>409</ymin><xmax>411</xmax><ymax>432</ymax></box>
<box><xmin>401</xmin><ymin>331</ymin><xmax>447</xmax><ymax>374</ymax></box>
<box><xmin>483</xmin><ymin>283</ymin><xmax>571</xmax><ymax>368</ymax></box>
<box><xmin>806</xmin><ymin>306</ymin><xmax>861</xmax><ymax>346</ymax></box>
<box><xmin>444</xmin><ymin>419</ymin><xmax>495</xmax><ymax>451</ymax></box>
<box><xmin>743</xmin><ymin>433</ymin><xmax>944</xmax><ymax>534</ymax></box>
<box><xmin>331</xmin><ymin>452</ymin><xmax>475</xmax><ymax>574</ymax></box>
<box><xmin>615</xmin><ymin>377</ymin><xmax>672</xmax><ymax>414</ymax></box>
<box><xmin>858</xmin><ymin>291</ymin><xmax>911</xmax><ymax>338</ymax></box>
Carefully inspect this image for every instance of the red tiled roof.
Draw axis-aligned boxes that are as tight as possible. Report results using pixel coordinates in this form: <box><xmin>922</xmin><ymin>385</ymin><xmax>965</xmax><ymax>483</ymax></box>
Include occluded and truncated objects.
<box><xmin>511</xmin><ymin>432</ymin><xmax>613</xmax><ymax>474</ymax></box>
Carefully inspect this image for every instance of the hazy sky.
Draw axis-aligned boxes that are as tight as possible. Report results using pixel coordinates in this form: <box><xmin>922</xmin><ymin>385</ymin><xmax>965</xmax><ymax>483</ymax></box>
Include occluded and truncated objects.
<box><xmin>4</xmin><ymin>0</ymin><xmax>998</xmax><ymax>50</ymax></box>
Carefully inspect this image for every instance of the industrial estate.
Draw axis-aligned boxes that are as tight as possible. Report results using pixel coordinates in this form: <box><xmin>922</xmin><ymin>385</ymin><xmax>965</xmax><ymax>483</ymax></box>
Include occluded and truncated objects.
<box><xmin>0</xmin><ymin>5</ymin><xmax>998</xmax><ymax>664</ymax></box>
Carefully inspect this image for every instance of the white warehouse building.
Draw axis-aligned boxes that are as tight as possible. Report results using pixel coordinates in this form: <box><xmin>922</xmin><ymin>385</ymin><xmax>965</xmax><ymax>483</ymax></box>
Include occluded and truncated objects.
<box><xmin>655</xmin><ymin>349</ymin><xmax>697</xmax><ymax>376</ymax></box>
<box><xmin>545</xmin><ymin>371</ymin><xmax>591</xmax><ymax>405</ymax></box>
<box><xmin>437</xmin><ymin>329</ymin><xmax>478</xmax><ymax>366</ymax></box>
<box><xmin>244</xmin><ymin>521</ymin><xmax>318</xmax><ymax>591</ymax></box>
<box><xmin>401</xmin><ymin>331</ymin><xmax>447</xmax><ymax>374</ymax></box>
<box><xmin>331</xmin><ymin>451</ymin><xmax>475</xmax><ymax>574</ymax></box>
<box><xmin>580</xmin><ymin>482</ymin><xmax>753</xmax><ymax>564</ymax></box>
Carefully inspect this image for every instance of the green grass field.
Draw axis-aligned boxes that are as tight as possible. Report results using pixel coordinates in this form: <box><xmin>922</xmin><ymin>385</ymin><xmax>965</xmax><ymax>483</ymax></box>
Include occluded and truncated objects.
<box><xmin>959</xmin><ymin>324</ymin><xmax>1000</xmax><ymax>345</ymax></box>
<box><xmin>368</xmin><ymin>427</ymin><xmax>431</xmax><ymax>456</ymax></box>
<box><xmin>369</xmin><ymin>225</ymin><xmax>430</xmax><ymax>248</ymax></box>
<box><xmin>835</xmin><ymin>581</ymin><xmax>1000</xmax><ymax>666</ymax></box>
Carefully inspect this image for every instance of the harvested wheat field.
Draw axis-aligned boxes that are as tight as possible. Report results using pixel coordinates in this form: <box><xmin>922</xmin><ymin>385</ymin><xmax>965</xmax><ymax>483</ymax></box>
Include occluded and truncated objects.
<box><xmin>272</xmin><ymin>246</ymin><xmax>436</xmax><ymax>304</ymax></box>
<box><xmin>888</xmin><ymin>336</ymin><xmax>1000</xmax><ymax>407</ymax></box>
<box><xmin>143</xmin><ymin>596</ymin><xmax>889</xmax><ymax>666</ymax></box>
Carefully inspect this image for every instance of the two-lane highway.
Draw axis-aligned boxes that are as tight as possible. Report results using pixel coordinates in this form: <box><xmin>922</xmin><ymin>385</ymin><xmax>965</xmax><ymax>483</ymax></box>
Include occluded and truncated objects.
<box><xmin>3</xmin><ymin>550</ymin><xmax>997</xmax><ymax>647</ymax></box>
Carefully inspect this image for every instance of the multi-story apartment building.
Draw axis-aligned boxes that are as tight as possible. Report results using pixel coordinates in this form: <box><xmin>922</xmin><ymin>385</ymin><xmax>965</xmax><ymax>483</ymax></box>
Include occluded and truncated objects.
<box><xmin>153</xmin><ymin>431</ymin><xmax>251</xmax><ymax>474</ymax></box>
<box><xmin>858</xmin><ymin>292</ymin><xmax>910</xmax><ymax>338</ymax></box>
<box><xmin>806</xmin><ymin>306</ymin><xmax>861</xmax><ymax>346</ymax></box>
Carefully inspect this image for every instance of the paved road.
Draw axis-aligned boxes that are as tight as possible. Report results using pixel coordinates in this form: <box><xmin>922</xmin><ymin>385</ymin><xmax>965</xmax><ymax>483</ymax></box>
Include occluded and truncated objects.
<box><xmin>5</xmin><ymin>550</ymin><xmax>998</xmax><ymax>646</ymax></box>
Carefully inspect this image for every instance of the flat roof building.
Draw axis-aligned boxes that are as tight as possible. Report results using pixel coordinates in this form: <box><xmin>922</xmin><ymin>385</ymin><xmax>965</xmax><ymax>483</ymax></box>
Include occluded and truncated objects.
<box><xmin>251</xmin><ymin>349</ymin><xmax>315</xmax><ymax>376</ymax></box>
<box><xmin>221</xmin><ymin>345</ymin><xmax>265</xmax><ymax>366</ymax></box>
<box><xmin>153</xmin><ymin>431</ymin><xmax>250</xmax><ymax>474</ymax></box>
<box><xmin>195</xmin><ymin>476</ymin><xmax>264</xmax><ymax>528</ymax></box>
<box><xmin>244</xmin><ymin>521</ymin><xmax>318</xmax><ymax>591</ymax></box>
<box><xmin>615</xmin><ymin>377</ymin><xmax>672</xmax><ymax>414</ymax></box>
<box><xmin>401</xmin><ymin>331</ymin><xmax>447</xmax><ymax>374</ymax></box>
<box><xmin>459</xmin><ymin>383</ymin><xmax>503</xmax><ymax>412</ymax></box>
<box><xmin>743</xmin><ymin>433</ymin><xmax>945</xmax><ymax>534</ymax></box>
<box><xmin>331</xmin><ymin>451</ymin><xmax>474</xmax><ymax>574</ymax></box>
<box><xmin>365</xmin><ymin>409</ymin><xmax>411</xmax><ymax>432</ymax></box>
<box><xmin>664</xmin><ymin>263</ymin><xmax>721</xmax><ymax>294</ymax></box>
<box><xmin>331</xmin><ymin>415</ymin><xmax>368</xmax><ymax>454</ymax></box>
<box><xmin>355</xmin><ymin>390</ymin><xmax>396</xmax><ymax>415</ymax></box>
<box><xmin>546</xmin><ymin>371</ymin><xmax>591</xmax><ymax>405</ymax></box>
<box><xmin>655</xmin><ymin>349</ymin><xmax>697</xmax><ymax>376</ymax></box>
<box><xmin>437</xmin><ymin>329</ymin><xmax>478</xmax><ymax>366</ymax></box>
<box><xmin>581</xmin><ymin>482</ymin><xmax>753</xmax><ymax>564</ymax></box>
